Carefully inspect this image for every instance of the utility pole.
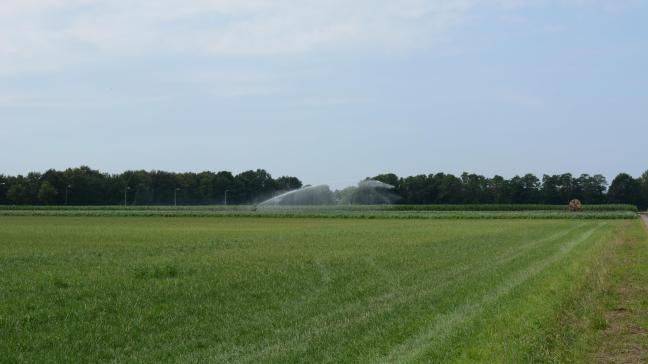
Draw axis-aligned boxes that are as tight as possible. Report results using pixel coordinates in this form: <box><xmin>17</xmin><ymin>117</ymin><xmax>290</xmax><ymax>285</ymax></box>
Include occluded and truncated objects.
<box><xmin>174</xmin><ymin>188</ymin><xmax>181</xmax><ymax>207</ymax></box>
<box><xmin>224</xmin><ymin>190</ymin><xmax>230</xmax><ymax>206</ymax></box>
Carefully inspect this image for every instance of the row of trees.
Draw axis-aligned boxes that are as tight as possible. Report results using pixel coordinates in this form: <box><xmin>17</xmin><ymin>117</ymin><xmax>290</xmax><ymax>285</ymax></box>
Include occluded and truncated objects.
<box><xmin>371</xmin><ymin>171</ymin><xmax>648</xmax><ymax>208</ymax></box>
<box><xmin>0</xmin><ymin>166</ymin><xmax>302</xmax><ymax>205</ymax></box>
<box><xmin>0</xmin><ymin>167</ymin><xmax>646</xmax><ymax>208</ymax></box>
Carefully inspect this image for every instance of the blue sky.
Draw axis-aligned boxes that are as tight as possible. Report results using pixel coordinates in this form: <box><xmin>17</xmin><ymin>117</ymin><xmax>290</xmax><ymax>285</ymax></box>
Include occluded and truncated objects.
<box><xmin>1</xmin><ymin>0</ymin><xmax>647</xmax><ymax>187</ymax></box>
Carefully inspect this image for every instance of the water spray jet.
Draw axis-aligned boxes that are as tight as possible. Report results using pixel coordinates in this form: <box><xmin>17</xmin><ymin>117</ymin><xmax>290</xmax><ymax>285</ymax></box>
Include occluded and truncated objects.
<box><xmin>257</xmin><ymin>179</ymin><xmax>399</xmax><ymax>206</ymax></box>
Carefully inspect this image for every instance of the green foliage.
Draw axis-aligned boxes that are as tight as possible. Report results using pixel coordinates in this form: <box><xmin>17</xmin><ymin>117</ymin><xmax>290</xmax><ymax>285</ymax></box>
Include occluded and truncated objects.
<box><xmin>379</xmin><ymin>171</ymin><xmax>615</xmax><ymax>205</ymax></box>
<box><xmin>1</xmin><ymin>166</ymin><xmax>302</xmax><ymax>206</ymax></box>
<box><xmin>37</xmin><ymin>181</ymin><xmax>58</xmax><ymax>205</ymax></box>
<box><xmin>0</xmin><ymin>167</ymin><xmax>645</xmax><ymax>208</ymax></box>
<box><xmin>608</xmin><ymin>173</ymin><xmax>642</xmax><ymax>207</ymax></box>
<box><xmin>639</xmin><ymin>170</ymin><xmax>648</xmax><ymax>210</ymax></box>
<box><xmin>6</xmin><ymin>177</ymin><xmax>32</xmax><ymax>204</ymax></box>
<box><xmin>275</xmin><ymin>176</ymin><xmax>303</xmax><ymax>191</ymax></box>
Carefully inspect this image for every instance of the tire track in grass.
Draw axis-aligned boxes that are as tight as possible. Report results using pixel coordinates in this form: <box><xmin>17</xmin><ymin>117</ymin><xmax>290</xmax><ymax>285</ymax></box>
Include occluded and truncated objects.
<box><xmin>239</xmin><ymin>223</ymin><xmax>557</xmax><ymax>336</ymax></box>
<box><xmin>185</xmin><ymin>223</ymin><xmax>591</xmax><ymax>363</ymax></box>
<box><xmin>334</xmin><ymin>222</ymin><xmax>589</xmax><ymax>361</ymax></box>
<box><xmin>285</xmin><ymin>222</ymin><xmax>586</xmax><ymax>327</ymax></box>
<box><xmin>179</xmin><ymin>223</ymin><xmax>591</xmax><ymax>363</ymax></box>
<box><xmin>381</xmin><ymin>223</ymin><xmax>605</xmax><ymax>364</ymax></box>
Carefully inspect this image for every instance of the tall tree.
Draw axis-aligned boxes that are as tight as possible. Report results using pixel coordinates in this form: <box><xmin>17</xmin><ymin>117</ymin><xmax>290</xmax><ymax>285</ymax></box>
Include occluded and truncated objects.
<box><xmin>275</xmin><ymin>176</ymin><xmax>303</xmax><ymax>191</ymax></box>
<box><xmin>6</xmin><ymin>177</ymin><xmax>32</xmax><ymax>204</ymax></box>
<box><xmin>37</xmin><ymin>181</ymin><xmax>58</xmax><ymax>205</ymax></box>
<box><xmin>0</xmin><ymin>175</ymin><xmax>8</xmax><ymax>204</ymax></box>
<box><xmin>541</xmin><ymin>175</ymin><xmax>561</xmax><ymax>204</ymax></box>
<box><xmin>608</xmin><ymin>173</ymin><xmax>641</xmax><ymax>206</ymax></box>
<box><xmin>491</xmin><ymin>175</ymin><xmax>511</xmax><ymax>203</ymax></box>
<box><xmin>638</xmin><ymin>170</ymin><xmax>648</xmax><ymax>210</ymax></box>
<box><xmin>579</xmin><ymin>174</ymin><xmax>607</xmax><ymax>204</ymax></box>
<box><xmin>372</xmin><ymin>173</ymin><xmax>399</xmax><ymax>189</ymax></box>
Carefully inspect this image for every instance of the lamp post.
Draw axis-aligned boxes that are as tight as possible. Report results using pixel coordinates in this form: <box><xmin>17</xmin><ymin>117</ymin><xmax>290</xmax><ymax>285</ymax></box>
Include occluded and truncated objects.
<box><xmin>124</xmin><ymin>186</ymin><xmax>131</xmax><ymax>207</ymax></box>
<box><xmin>224</xmin><ymin>189</ymin><xmax>230</xmax><ymax>206</ymax></box>
<box><xmin>65</xmin><ymin>185</ymin><xmax>71</xmax><ymax>205</ymax></box>
<box><xmin>174</xmin><ymin>188</ymin><xmax>181</xmax><ymax>207</ymax></box>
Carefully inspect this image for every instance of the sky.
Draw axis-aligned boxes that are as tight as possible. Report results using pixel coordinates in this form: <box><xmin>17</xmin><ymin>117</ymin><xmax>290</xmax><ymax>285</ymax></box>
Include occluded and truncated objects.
<box><xmin>1</xmin><ymin>0</ymin><xmax>647</xmax><ymax>187</ymax></box>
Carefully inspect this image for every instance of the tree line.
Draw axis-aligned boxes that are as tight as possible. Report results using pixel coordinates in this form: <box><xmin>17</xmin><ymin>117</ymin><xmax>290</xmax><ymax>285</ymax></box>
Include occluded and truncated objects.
<box><xmin>0</xmin><ymin>166</ymin><xmax>646</xmax><ymax>208</ymax></box>
<box><xmin>371</xmin><ymin>171</ymin><xmax>648</xmax><ymax>208</ymax></box>
<box><xmin>0</xmin><ymin>166</ymin><xmax>302</xmax><ymax>206</ymax></box>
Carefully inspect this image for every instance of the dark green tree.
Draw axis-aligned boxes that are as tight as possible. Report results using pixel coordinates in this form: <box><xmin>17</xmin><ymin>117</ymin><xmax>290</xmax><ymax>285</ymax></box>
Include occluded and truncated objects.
<box><xmin>38</xmin><ymin>181</ymin><xmax>58</xmax><ymax>205</ymax></box>
<box><xmin>6</xmin><ymin>177</ymin><xmax>31</xmax><ymax>204</ymax></box>
<box><xmin>541</xmin><ymin>175</ymin><xmax>561</xmax><ymax>204</ymax></box>
<box><xmin>637</xmin><ymin>170</ymin><xmax>648</xmax><ymax>210</ymax></box>
<box><xmin>578</xmin><ymin>174</ymin><xmax>607</xmax><ymax>204</ymax></box>
<box><xmin>372</xmin><ymin>173</ymin><xmax>399</xmax><ymax>189</ymax></box>
<box><xmin>0</xmin><ymin>175</ymin><xmax>8</xmax><ymax>204</ymax></box>
<box><xmin>275</xmin><ymin>176</ymin><xmax>303</xmax><ymax>191</ymax></box>
<box><xmin>491</xmin><ymin>175</ymin><xmax>511</xmax><ymax>203</ymax></box>
<box><xmin>607</xmin><ymin>173</ymin><xmax>641</xmax><ymax>206</ymax></box>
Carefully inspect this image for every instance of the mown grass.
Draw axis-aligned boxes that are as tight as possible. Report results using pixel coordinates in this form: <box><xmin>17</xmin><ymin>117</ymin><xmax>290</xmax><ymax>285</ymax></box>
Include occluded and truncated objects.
<box><xmin>0</xmin><ymin>216</ymin><xmax>639</xmax><ymax>363</ymax></box>
<box><xmin>589</xmin><ymin>218</ymin><xmax>648</xmax><ymax>362</ymax></box>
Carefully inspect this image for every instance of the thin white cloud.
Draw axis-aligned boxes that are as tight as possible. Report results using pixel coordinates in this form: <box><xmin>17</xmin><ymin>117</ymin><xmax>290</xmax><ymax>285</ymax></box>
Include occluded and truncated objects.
<box><xmin>0</xmin><ymin>0</ymin><xmax>634</xmax><ymax>74</ymax></box>
<box><xmin>0</xmin><ymin>0</ymin><xmax>488</xmax><ymax>73</ymax></box>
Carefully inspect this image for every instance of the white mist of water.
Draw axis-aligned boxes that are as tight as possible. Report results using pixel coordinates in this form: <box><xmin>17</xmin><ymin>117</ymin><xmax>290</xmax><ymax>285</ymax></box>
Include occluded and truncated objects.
<box><xmin>258</xmin><ymin>179</ymin><xmax>398</xmax><ymax>206</ymax></box>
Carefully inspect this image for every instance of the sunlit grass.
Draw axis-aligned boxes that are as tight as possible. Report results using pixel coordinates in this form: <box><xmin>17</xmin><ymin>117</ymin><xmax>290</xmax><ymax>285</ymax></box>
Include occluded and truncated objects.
<box><xmin>0</xmin><ymin>217</ymin><xmax>635</xmax><ymax>362</ymax></box>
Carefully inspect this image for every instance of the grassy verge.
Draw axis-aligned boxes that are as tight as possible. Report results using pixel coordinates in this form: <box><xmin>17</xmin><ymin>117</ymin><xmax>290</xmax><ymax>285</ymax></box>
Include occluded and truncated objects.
<box><xmin>589</xmin><ymin>219</ymin><xmax>648</xmax><ymax>362</ymax></box>
<box><xmin>511</xmin><ymin>220</ymin><xmax>648</xmax><ymax>363</ymax></box>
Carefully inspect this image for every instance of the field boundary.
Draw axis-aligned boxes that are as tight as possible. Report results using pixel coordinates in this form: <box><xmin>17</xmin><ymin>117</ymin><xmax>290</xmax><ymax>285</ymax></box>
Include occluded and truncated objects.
<box><xmin>0</xmin><ymin>209</ymin><xmax>637</xmax><ymax>220</ymax></box>
<box><xmin>0</xmin><ymin>204</ymin><xmax>639</xmax><ymax>212</ymax></box>
<box><xmin>591</xmin><ymin>220</ymin><xmax>648</xmax><ymax>363</ymax></box>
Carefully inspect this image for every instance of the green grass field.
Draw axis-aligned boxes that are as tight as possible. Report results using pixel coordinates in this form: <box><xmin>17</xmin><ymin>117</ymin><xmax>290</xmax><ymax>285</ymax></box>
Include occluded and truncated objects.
<box><xmin>1</xmin><ymin>216</ymin><xmax>646</xmax><ymax>363</ymax></box>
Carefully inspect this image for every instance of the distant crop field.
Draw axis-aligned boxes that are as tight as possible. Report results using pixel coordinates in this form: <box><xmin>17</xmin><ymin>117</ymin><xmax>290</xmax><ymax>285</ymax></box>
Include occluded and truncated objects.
<box><xmin>1</xmin><ymin>216</ymin><xmax>646</xmax><ymax>363</ymax></box>
<box><xmin>0</xmin><ymin>204</ymin><xmax>638</xmax><ymax>219</ymax></box>
<box><xmin>0</xmin><ymin>203</ymin><xmax>638</xmax><ymax>212</ymax></box>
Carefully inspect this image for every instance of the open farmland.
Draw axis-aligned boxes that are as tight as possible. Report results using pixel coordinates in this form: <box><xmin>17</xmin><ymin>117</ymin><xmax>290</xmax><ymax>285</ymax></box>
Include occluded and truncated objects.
<box><xmin>1</xmin><ymin>216</ymin><xmax>647</xmax><ymax>363</ymax></box>
<box><xmin>0</xmin><ymin>205</ymin><xmax>638</xmax><ymax>219</ymax></box>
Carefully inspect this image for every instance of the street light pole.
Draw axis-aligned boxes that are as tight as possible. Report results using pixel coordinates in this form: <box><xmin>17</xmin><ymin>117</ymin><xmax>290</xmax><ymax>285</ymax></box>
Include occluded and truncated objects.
<box><xmin>224</xmin><ymin>190</ymin><xmax>230</xmax><ymax>206</ymax></box>
<box><xmin>174</xmin><ymin>188</ymin><xmax>180</xmax><ymax>207</ymax></box>
<box><xmin>65</xmin><ymin>185</ymin><xmax>71</xmax><ymax>205</ymax></box>
<box><xmin>124</xmin><ymin>186</ymin><xmax>131</xmax><ymax>207</ymax></box>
